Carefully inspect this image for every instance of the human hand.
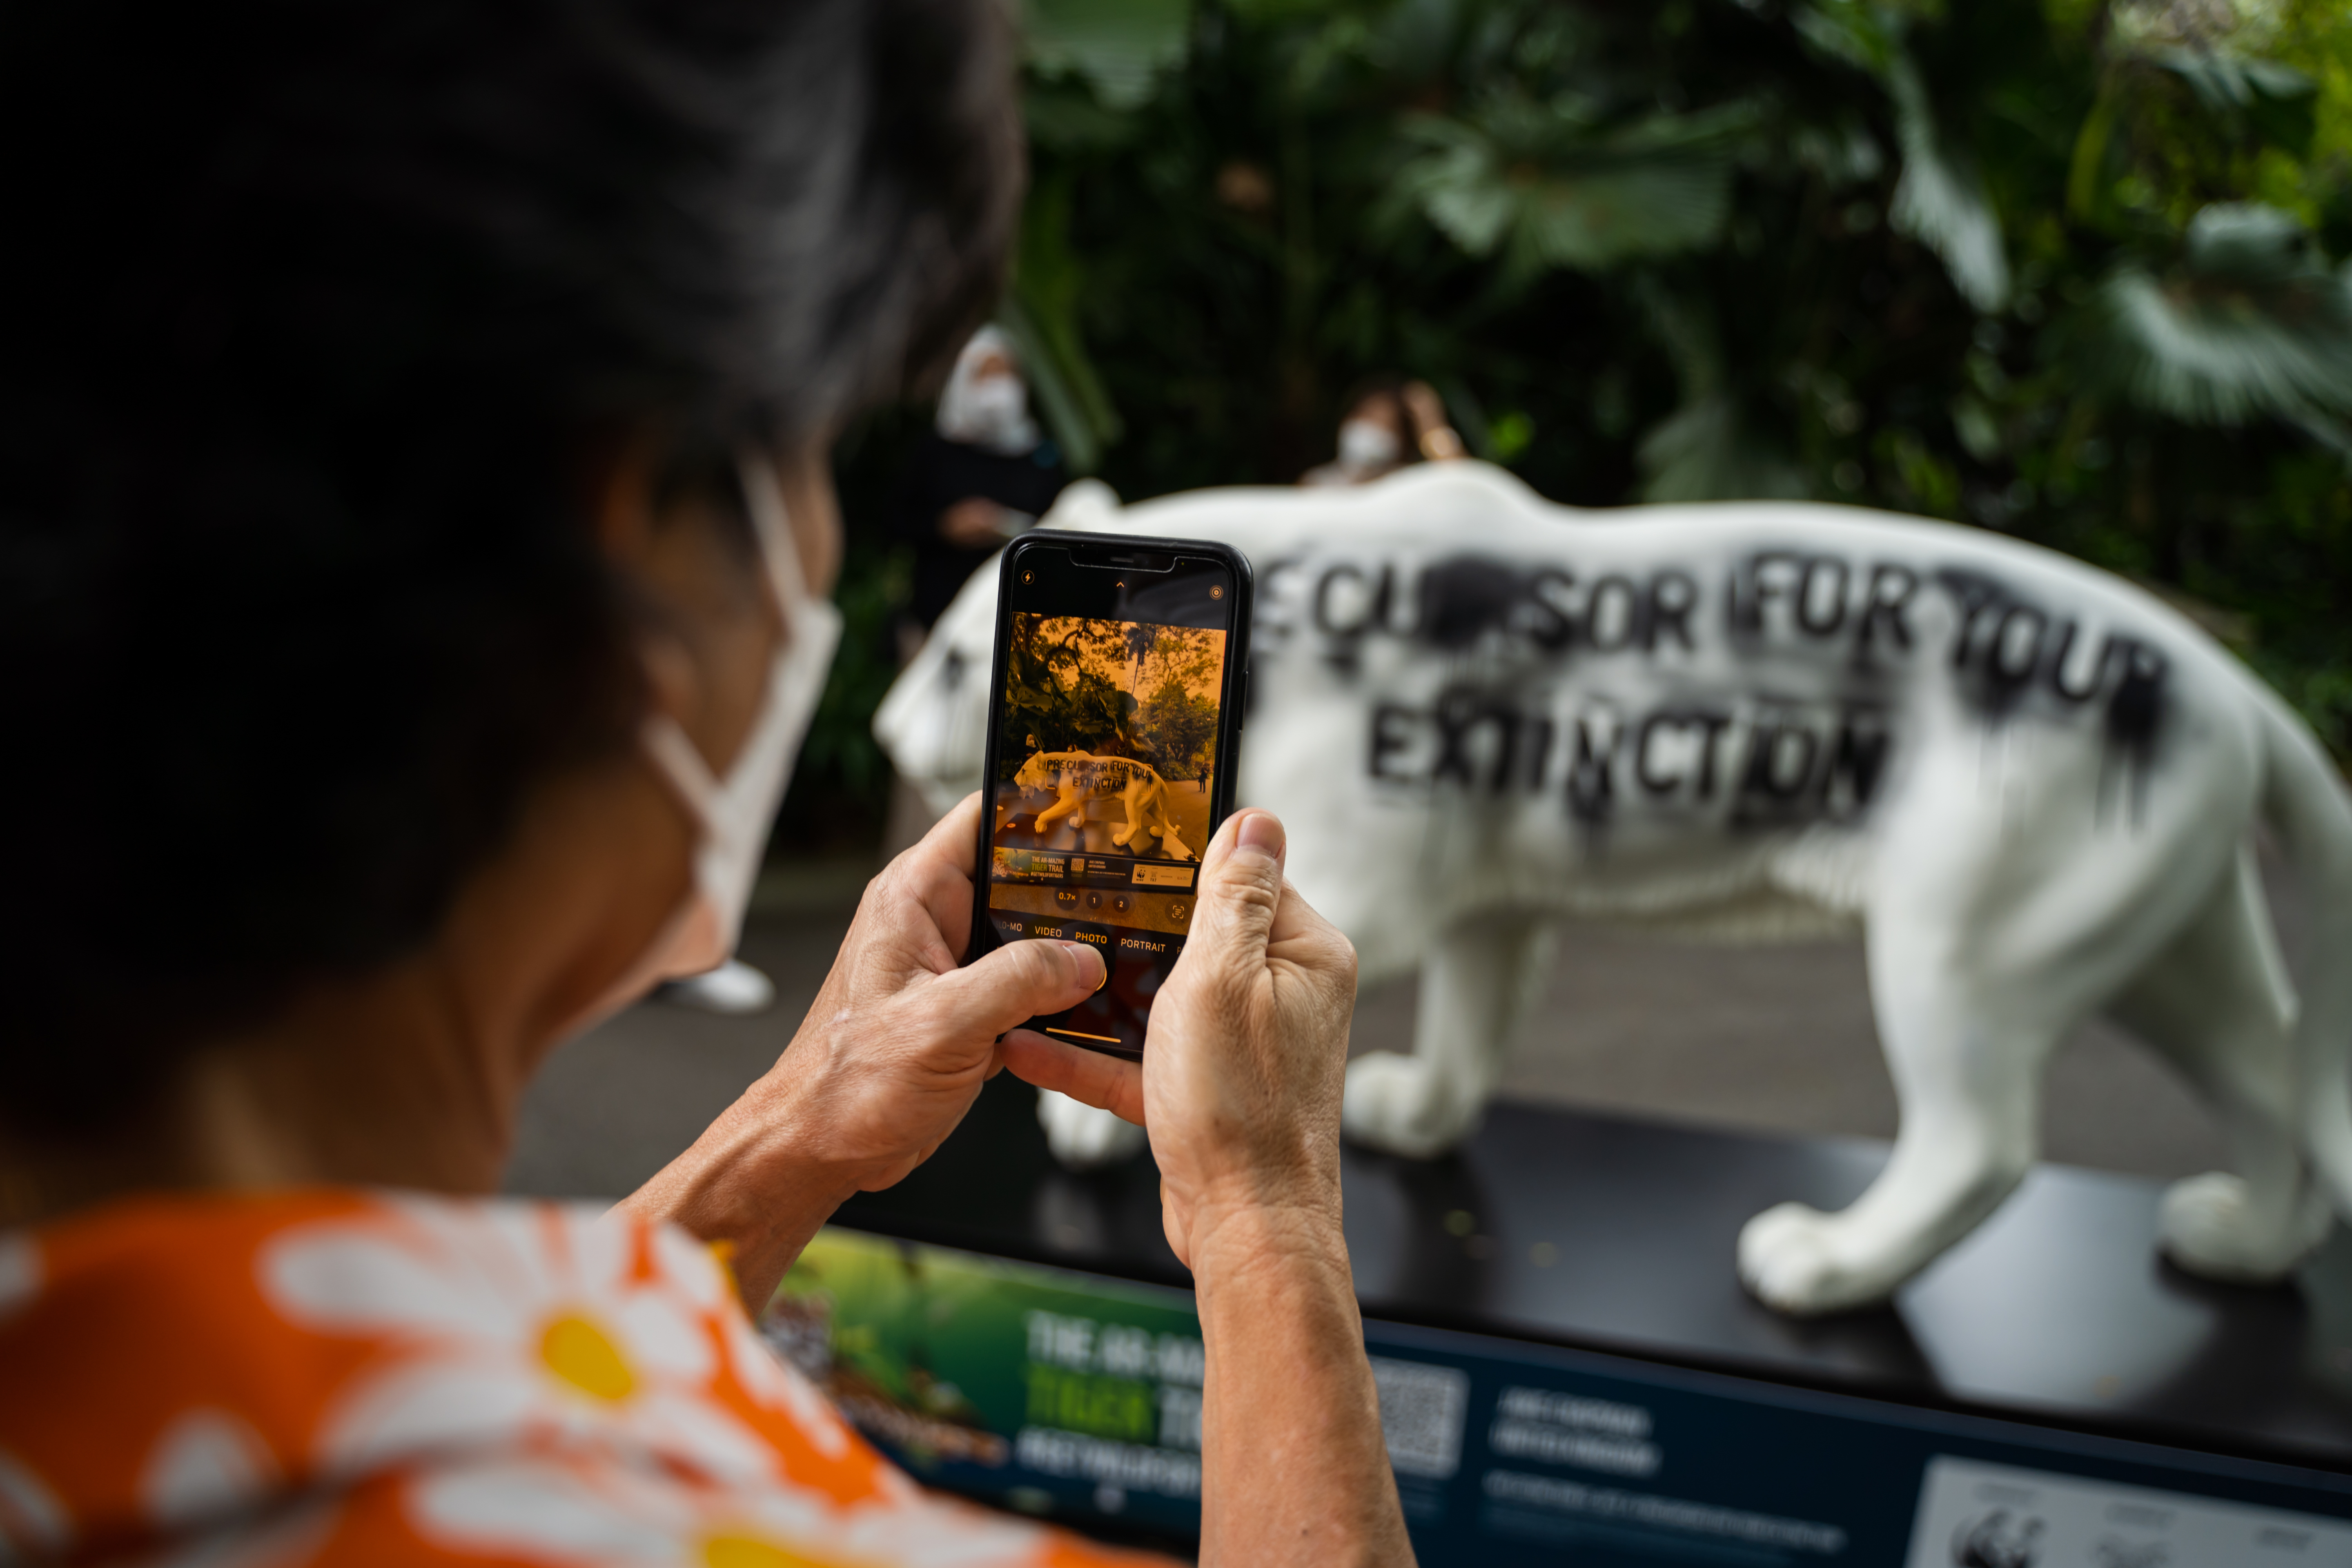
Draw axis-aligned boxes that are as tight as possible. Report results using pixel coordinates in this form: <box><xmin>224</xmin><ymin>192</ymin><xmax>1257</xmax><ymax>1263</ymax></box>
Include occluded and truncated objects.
<box><xmin>1002</xmin><ymin>809</ymin><xmax>1359</xmax><ymax>1269</ymax></box>
<box><xmin>940</xmin><ymin>496</ymin><xmax>1010</xmax><ymax>548</ymax></box>
<box><xmin>624</xmin><ymin>793</ymin><xmax>1102</xmax><ymax>1303</ymax></box>
<box><xmin>1401</xmin><ymin>380</ymin><xmax>1465</xmax><ymax>461</ymax></box>
<box><xmin>967</xmin><ymin>814</ymin><xmax>1404</xmax><ymax>1565</ymax></box>
<box><xmin>762</xmin><ymin>793</ymin><xmax>1104</xmax><ymax>1187</ymax></box>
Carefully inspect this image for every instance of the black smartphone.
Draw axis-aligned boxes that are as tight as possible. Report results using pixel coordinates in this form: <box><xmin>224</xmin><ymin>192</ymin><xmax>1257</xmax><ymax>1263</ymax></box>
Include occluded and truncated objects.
<box><xmin>967</xmin><ymin>529</ymin><xmax>1252</xmax><ymax>1059</ymax></box>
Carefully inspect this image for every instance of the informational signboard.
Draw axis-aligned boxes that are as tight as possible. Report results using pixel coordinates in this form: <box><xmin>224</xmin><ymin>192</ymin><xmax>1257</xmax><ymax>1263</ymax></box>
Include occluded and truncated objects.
<box><xmin>1906</xmin><ymin>1457</ymin><xmax>2352</xmax><ymax>1568</ymax></box>
<box><xmin>767</xmin><ymin>1228</ymin><xmax>2352</xmax><ymax>1566</ymax></box>
<box><xmin>763</xmin><ymin>1226</ymin><xmax>1207</xmax><ymax>1539</ymax></box>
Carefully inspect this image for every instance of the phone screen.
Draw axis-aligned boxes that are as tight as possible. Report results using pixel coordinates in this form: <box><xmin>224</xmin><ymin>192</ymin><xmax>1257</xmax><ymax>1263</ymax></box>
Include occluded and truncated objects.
<box><xmin>981</xmin><ymin>538</ymin><xmax>1243</xmax><ymax>1058</ymax></box>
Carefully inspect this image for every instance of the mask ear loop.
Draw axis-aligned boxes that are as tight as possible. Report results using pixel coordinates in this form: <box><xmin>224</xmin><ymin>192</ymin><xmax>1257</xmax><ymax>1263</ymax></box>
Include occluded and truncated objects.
<box><xmin>639</xmin><ymin>449</ymin><xmax>808</xmax><ymax>830</ymax></box>
<box><xmin>736</xmin><ymin>447</ymin><xmax>812</xmax><ymax>623</ymax></box>
<box><xmin>639</xmin><ymin>710</ymin><xmax>722</xmax><ymax>830</ymax></box>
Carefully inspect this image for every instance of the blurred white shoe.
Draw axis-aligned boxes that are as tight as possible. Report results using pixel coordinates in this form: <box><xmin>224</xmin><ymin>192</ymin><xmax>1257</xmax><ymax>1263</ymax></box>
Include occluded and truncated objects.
<box><xmin>658</xmin><ymin>957</ymin><xmax>776</xmax><ymax>1016</ymax></box>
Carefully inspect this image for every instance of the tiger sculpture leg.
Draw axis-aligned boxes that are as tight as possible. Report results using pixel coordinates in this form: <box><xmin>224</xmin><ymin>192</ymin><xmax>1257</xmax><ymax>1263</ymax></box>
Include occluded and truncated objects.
<box><xmin>1033</xmin><ymin>775</ymin><xmax>1091</xmax><ymax>838</ymax></box>
<box><xmin>1111</xmin><ymin>769</ymin><xmax>1193</xmax><ymax>860</ymax></box>
<box><xmin>1108</xmin><ymin>765</ymin><xmax>1151</xmax><ymax>850</ymax></box>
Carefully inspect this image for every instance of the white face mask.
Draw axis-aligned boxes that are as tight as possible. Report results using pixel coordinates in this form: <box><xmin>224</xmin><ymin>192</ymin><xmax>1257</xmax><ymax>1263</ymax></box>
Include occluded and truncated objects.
<box><xmin>935</xmin><ymin>327</ymin><xmax>1042</xmax><ymax>457</ymax></box>
<box><xmin>595</xmin><ymin>450</ymin><xmax>842</xmax><ymax>1013</ymax></box>
<box><xmin>946</xmin><ymin>372</ymin><xmax>1039</xmax><ymax>456</ymax></box>
<box><xmin>1337</xmin><ymin>416</ymin><xmax>1401</xmax><ymax>469</ymax></box>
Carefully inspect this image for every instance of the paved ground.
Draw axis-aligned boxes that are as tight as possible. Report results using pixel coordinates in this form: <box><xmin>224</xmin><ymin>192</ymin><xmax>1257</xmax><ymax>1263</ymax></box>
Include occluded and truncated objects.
<box><xmin>1392</xmin><ymin>923</ymin><xmax>2226</xmax><ymax>1178</ymax></box>
<box><xmin>506</xmin><ymin>854</ymin><xmax>2255</xmax><ymax>1200</ymax></box>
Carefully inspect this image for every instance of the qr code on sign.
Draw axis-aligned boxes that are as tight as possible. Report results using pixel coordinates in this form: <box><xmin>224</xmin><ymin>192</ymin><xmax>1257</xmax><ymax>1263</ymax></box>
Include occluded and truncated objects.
<box><xmin>1369</xmin><ymin>1357</ymin><xmax>1470</xmax><ymax>1480</ymax></box>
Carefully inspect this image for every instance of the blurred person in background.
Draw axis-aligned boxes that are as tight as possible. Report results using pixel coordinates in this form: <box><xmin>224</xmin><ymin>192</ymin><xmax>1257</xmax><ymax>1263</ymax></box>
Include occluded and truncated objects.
<box><xmin>887</xmin><ymin>325</ymin><xmax>1066</xmax><ymax>642</ymax></box>
<box><xmin>0</xmin><ymin>5</ymin><xmax>1410</xmax><ymax>1568</ymax></box>
<box><xmin>1299</xmin><ymin>376</ymin><xmax>1466</xmax><ymax>487</ymax></box>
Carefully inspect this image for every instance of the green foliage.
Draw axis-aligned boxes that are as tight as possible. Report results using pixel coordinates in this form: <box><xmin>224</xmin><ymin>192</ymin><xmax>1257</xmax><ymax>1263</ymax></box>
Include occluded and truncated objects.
<box><xmin>1798</xmin><ymin>0</ymin><xmax>2012</xmax><ymax>308</ymax></box>
<box><xmin>992</xmin><ymin>616</ymin><xmax>1227</xmax><ymax>782</ymax></box>
<box><xmin>988</xmin><ymin>0</ymin><xmax>2352</xmax><ymax>758</ymax></box>
<box><xmin>2072</xmin><ymin>202</ymin><xmax>2352</xmax><ymax>428</ymax></box>
<box><xmin>1004</xmin><ymin>0</ymin><xmax>1198</xmax><ymax>473</ymax></box>
<box><xmin>792</xmin><ymin>0</ymin><xmax>2352</xmax><ymax>854</ymax></box>
<box><xmin>1000</xmin><ymin>616</ymin><xmax>1136</xmax><ymax>773</ymax></box>
<box><xmin>1390</xmin><ymin>97</ymin><xmax>1757</xmax><ymax>274</ymax></box>
<box><xmin>1024</xmin><ymin>0</ymin><xmax>1192</xmax><ymax>110</ymax></box>
<box><xmin>1002</xmin><ymin>177</ymin><xmax>1125</xmax><ymax>474</ymax></box>
<box><xmin>1136</xmin><ymin>678</ymin><xmax>1220</xmax><ymax>780</ymax></box>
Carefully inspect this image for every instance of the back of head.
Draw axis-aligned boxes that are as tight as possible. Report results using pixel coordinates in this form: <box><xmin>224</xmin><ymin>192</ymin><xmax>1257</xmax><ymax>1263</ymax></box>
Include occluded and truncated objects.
<box><xmin>0</xmin><ymin>0</ymin><xmax>1021</xmax><ymax>1136</ymax></box>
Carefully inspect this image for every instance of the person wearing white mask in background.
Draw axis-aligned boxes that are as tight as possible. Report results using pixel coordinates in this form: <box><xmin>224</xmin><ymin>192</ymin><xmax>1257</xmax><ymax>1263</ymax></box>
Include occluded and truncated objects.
<box><xmin>887</xmin><ymin>325</ymin><xmax>1067</xmax><ymax>641</ymax></box>
<box><xmin>0</xmin><ymin>5</ymin><xmax>1412</xmax><ymax>1566</ymax></box>
<box><xmin>1301</xmin><ymin>375</ymin><xmax>1468</xmax><ymax>487</ymax></box>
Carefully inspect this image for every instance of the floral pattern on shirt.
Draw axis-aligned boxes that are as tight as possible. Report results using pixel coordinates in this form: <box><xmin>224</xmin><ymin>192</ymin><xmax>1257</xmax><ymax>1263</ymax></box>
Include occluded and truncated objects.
<box><xmin>0</xmin><ymin>1192</ymin><xmax>1160</xmax><ymax>1568</ymax></box>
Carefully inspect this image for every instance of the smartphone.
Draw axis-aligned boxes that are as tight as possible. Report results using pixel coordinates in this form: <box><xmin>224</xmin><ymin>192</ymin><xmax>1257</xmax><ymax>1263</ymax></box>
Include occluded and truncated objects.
<box><xmin>967</xmin><ymin>529</ymin><xmax>1252</xmax><ymax>1059</ymax></box>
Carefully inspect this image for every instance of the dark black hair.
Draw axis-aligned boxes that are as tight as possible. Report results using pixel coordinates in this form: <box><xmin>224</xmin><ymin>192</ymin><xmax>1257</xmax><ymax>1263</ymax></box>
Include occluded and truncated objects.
<box><xmin>0</xmin><ymin>0</ymin><xmax>1021</xmax><ymax>1134</ymax></box>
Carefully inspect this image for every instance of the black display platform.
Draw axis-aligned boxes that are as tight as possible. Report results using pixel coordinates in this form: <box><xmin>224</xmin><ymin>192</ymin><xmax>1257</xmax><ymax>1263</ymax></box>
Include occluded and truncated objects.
<box><xmin>846</xmin><ymin>1073</ymin><xmax>2352</xmax><ymax>1468</ymax></box>
<box><xmin>816</xmin><ymin>1075</ymin><xmax>2352</xmax><ymax>1563</ymax></box>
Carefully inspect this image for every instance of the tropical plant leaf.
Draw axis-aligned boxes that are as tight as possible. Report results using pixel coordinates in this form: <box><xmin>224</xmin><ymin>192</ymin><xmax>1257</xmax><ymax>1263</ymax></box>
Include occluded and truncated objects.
<box><xmin>1023</xmin><ymin>0</ymin><xmax>1190</xmax><ymax>111</ymax></box>
<box><xmin>1513</xmin><ymin>160</ymin><xmax>1733</xmax><ymax>271</ymax></box>
<box><xmin>1393</xmin><ymin>99</ymin><xmax>1755</xmax><ymax>273</ymax></box>
<box><xmin>1795</xmin><ymin>2</ymin><xmax>2008</xmax><ymax>311</ymax></box>
<box><xmin>1023</xmin><ymin>78</ymin><xmax>1144</xmax><ymax>153</ymax></box>
<box><xmin>1001</xmin><ymin>178</ymin><xmax>1123</xmax><ymax>473</ymax></box>
<box><xmin>2149</xmin><ymin>46</ymin><xmax>2317</xmax><ymax>152</ymax></box>
<box><xmin>2065</xmin><ymin>79</ymin><xmax>2127</xmax><ymax>224</ymax></box>
<box><xmin>2151</xmin><ymin>46</ymin><xmax>2314</xmax><ymax>113</ymax></box>
<box><xmin>1626</xmin><ymin>273</ymin><xmax>1809</xmax><ymax>503</ymax></box>
<box><xmin>2074</xmin><ymin>203</ymin><xmax>2352</xmax><ymax>427</ymax></box>
<box><xmin>1636</xmin><ymin>394</ymin><xmax>1811</xmax><ymax>504</ymax></box>
<box><xmin>1884</xmin><ymin>51</ymin><xmax>2009</xmax><ymax>310</ymax></box>
<box><xmin>1791</xmin><ymin>0</ymin><xmax>1897</xmax><ymax>77</ymax></box>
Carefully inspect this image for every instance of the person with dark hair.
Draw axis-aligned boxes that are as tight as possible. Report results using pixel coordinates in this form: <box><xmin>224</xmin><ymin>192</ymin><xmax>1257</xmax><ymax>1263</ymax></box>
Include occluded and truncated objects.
<box><xmin>0</xmin><ymin>5</ymin><xmax>1411</xmax><ymax>1566</ymax></box>
<box><xmin>1299</xmin><ymin>377</ymin><xmax>1466</xmax><ymax>487</ymax></box>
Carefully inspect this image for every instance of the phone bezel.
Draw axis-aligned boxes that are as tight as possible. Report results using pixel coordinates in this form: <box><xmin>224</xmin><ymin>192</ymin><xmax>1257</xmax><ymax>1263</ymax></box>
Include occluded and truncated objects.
<box><xmin>964</xmin><ymin>528</ymin><xmax>1254</xmax><ymax>1055</ymax></box>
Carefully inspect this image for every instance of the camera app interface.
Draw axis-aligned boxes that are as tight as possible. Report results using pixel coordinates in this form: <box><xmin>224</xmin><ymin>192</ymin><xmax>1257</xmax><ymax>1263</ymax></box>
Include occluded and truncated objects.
<box><xmin>988</xmin><ymin>554</ymin><xmax>1233</xmax><ymax>1057</ymax></box>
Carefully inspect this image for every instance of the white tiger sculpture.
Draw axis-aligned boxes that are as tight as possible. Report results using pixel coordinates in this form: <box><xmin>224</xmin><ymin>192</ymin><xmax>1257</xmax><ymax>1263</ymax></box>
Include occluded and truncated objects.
<box><xmin>873</xmin><ymin>465</ymin><xmax>2352</xmax><ymax>1316</ymax></box>
<box><xmin>1011</xmin><ymin>748</ymin><xmax>1196</xmax><ymax>861</ymax></box>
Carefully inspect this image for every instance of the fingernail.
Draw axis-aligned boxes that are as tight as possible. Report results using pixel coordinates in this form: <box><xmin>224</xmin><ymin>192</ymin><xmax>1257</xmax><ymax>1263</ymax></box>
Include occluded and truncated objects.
<box><xmin>1235</xmin><ymin>811</ymin><xmax>1285</xmax><ymax>860</ymax></box>
<box><xmin>1062</xmin><ymin>940</ymin><xmax>1107</xmax><ymax>991</ymax></box>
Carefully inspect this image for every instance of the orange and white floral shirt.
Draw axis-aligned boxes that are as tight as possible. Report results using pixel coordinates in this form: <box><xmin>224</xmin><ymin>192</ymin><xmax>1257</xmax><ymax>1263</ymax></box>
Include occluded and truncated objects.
<box><xmin>0</xmin><ymin>1191</ymin><xmax>1161</xmax><ymax>1568</ymax></box>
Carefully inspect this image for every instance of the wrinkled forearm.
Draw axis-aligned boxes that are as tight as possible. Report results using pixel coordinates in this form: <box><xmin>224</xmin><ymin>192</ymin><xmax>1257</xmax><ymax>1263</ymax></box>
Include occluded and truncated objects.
<box><xmin>1191</xmin><ymin>1206</ymin><xmax>1416</xmax><ymax>1568</ymax></box>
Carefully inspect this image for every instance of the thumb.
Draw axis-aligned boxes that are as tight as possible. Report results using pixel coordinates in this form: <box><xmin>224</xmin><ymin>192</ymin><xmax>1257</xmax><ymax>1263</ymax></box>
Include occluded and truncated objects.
<box><xmin>1186</xmin><ymin>809</ymin><xmax>1287</xmax><ymax>961</ymax></box>
<box><xmin>927</xmin><ymin>937</ymin><xmax>1105</xmax><ymax>1038</ymax></box>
